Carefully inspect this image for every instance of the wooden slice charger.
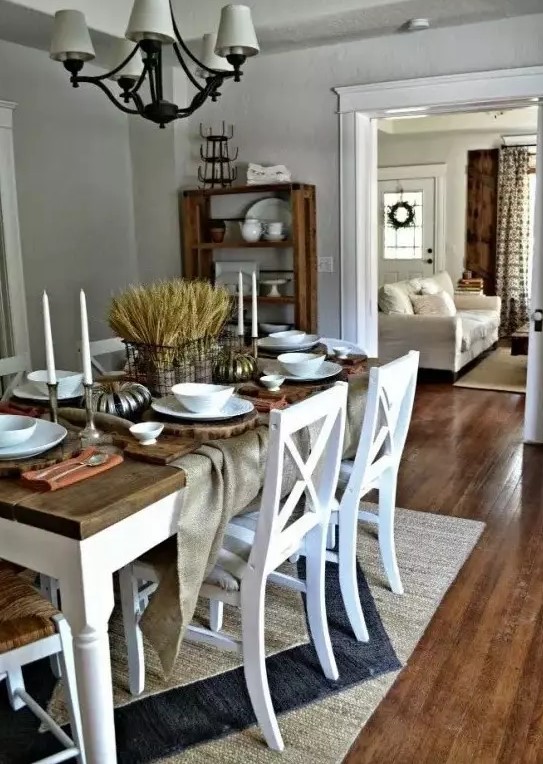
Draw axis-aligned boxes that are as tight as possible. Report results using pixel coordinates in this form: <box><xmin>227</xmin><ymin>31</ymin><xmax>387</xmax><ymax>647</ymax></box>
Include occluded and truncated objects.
<box><xmin>0</xmin><ymin>432</ymin><xmax>83</xmax><ymax>477</ymax></box>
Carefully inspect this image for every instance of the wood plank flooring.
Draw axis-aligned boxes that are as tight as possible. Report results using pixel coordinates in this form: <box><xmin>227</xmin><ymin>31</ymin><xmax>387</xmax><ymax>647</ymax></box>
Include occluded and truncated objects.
<box><xmin>344</xmin><ymin>383</ymin><xmax>543</xmax><ymax>764</ymax></box>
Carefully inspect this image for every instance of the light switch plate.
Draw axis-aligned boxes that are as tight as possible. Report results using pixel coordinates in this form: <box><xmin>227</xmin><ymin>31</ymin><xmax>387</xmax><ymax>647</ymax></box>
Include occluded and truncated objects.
<box><xmin>318</xmin><ymin>257</ymin><xmax>334</xmax><ymax>273</ymax></box>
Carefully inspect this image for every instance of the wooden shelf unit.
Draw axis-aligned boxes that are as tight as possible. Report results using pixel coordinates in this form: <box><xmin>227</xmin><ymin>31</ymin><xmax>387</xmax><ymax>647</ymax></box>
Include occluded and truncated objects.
<box><xmin>180</xmin><ymin>183</ymin><xmax>317</xmax><ymax>333</ymax></box>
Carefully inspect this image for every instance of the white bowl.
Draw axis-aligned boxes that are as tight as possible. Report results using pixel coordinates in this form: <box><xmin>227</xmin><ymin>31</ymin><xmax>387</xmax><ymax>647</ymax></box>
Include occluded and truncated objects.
<box><xmin>278</xmin><ymin>352</ymin><xmax>326</xmax><ymax>378</ymax></box>
<box><xmin>267</xmin><ymin>330</ymin><xmax>307</xmax><ymax>347</ymax></box>
<box><xmin>333</xmin><ymin>346</ymin><xmax>351</xmax><ymax>360</ymax></box>
<box><xmin>129</xmin><ymin>421</ymin><xmax>164</xmax><ymax>446</ymax></box>
<box><xmin>27</xmin><ymin>370</ymin><xmax>83</xmax><ymax>398</ymax></box>
<box><xmin>259</xmin><ymin>323</ymin><xmax>290</xmax><ymax>335</ymax></box>
<box><xmin>260</xmin><ymin>374</ymin><xmax>285</xmax><ymax>391</ymax></box>
<box><xmin>0</xmin><ymin>415</ymin><xmax>37</xmax><ymax>448</ymax></box>
<box><xmin>171</xmin><ymin>383</ymin><xmax>234</xmax><ymax>414</ymax></box>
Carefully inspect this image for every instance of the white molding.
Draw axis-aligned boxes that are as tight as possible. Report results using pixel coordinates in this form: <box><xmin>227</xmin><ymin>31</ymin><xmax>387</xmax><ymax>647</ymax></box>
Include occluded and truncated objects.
<box><xmin>334</xmin><ymin>66</ymin><xmax>543</xmax><ymax>115</ymax></box>
<box><xmin>337</xmin><ymin>65</ymin><xmax>543</xmax><ymax>355</ymax></box>
<box><xmin>378</xmin><ymin>163</ymin><xmax>447</xmax><ymax>180</ymax></box>
<box><xmin>0</xmin><ymin>101</ymin><xmax>30</xmax><ymax>361</ymax></box>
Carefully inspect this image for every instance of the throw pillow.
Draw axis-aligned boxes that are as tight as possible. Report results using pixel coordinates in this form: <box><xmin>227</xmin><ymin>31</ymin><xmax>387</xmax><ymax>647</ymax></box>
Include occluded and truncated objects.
<box><xmin>411</xmin><ymin>291</ymin><xmax>457</xmax><ymax>317</ymax></box>
<box><xmin>378</xmin><ymin>282</ymin><xmax>416</xmax><ymax>314</ymax></box>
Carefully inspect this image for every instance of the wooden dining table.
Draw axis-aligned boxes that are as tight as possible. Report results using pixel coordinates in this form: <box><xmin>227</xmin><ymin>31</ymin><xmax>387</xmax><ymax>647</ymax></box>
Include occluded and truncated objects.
<box><xmin>0</xmin><ymin>458</ymin><xmax>187</xmax><ymax>764</ymax></box>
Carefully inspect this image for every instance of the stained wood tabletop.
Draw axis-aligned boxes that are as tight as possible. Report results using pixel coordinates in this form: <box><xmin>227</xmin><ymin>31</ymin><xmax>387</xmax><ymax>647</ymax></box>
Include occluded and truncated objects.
<box><xmin>0</xmin><ymin>460</ymin><xmax>185</xmax><ymax>540</ymax></box>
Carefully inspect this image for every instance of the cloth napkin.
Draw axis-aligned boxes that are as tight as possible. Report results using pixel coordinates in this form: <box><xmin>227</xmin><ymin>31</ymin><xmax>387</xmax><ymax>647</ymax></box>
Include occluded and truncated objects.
<box><xmin>20</xmin><ymin>446</ymin><xmax>123</xmax><ymax>492</ymax></box>
<box><xmin>0</xmin><ymin>401</ymin><xmax>44</xmax><ymax>418</ymax></box>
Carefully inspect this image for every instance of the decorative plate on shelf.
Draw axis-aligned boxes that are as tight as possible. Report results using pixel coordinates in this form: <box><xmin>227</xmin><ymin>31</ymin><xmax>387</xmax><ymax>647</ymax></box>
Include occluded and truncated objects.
<box><xmin>151</xmin><ymin>396</ymin><xmax>254</xmax><ymax>421</ymax></box>
<box><xmin>245</xmin><ymin>198</ymin><xmax>292</xmax><ymax>236</ymax></box>
<box><xmin>0</xmin><ymin>420</ymin><xmax>67</xmax><ymax>460</ymax></box>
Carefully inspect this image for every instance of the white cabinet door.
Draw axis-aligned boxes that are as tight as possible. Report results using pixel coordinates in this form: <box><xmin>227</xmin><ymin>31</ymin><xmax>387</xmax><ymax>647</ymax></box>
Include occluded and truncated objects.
<box><xmin>378</xmin><ymin>177</ymin><xmax>436</xmax><ymax>286</ymax></box>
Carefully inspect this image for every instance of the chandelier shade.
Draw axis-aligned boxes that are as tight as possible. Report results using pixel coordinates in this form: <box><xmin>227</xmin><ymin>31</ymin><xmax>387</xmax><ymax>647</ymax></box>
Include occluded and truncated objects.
<box><xmin>125</xmin><ymin>0</ymin><xmax>176</xmax><ymax>44</ymax></box>
<box><xmin>49</xmin><ymin>2</ymin><xmax>259</xmax><ymax>128</ymax></box>
<box><xmin>215</xmin><ymin>5</ymin><xmax>260</xmax><ymax>58</ymax></box>
<box><xmin>50</xmin><ymin>10</ymin><xmax>96</xmax><ymax>63</ymax></box>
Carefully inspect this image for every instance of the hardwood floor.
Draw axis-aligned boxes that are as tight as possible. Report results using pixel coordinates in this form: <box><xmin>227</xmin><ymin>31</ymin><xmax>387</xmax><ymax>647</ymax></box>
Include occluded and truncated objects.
<box><xmin>344</xmin><ymin>383</ymin><xmax>543</xmax><ymax>764</ymax></box>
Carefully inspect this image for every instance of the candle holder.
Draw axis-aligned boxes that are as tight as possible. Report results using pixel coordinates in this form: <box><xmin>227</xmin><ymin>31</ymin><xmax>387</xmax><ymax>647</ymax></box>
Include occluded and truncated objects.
<box><xmin>79</xmin><ymin>383</ymin><xmax>102</xmax><ymax>443</ymax></box>
<box><xmin>47</xmin><ymin>382</ymin><xmax>59</xmax><ymax>424</ymax></box>
<box><xmin>252</xmin><ymin>337</ymin><xmax>259</xmax><ymax>359</ymax></box>
<box><xmin>238</xmin><ymin>334</ymin><xmax>245</xmax><ymax>352</ymax></box>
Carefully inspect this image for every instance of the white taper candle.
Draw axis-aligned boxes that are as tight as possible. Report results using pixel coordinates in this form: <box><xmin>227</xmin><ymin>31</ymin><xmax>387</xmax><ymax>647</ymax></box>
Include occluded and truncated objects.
<box><xmin>42</xmin><ymin>291</ymin><xmax>56</xmax><ymax>385</ymax></box>
<box><xmin>80</xmin><ymin>289</ymin><xmax>93</xmax><ymax>385</ymax></box>
<box><xmin>238</xmin><ymin>271</ymin><xmax>244</xmax><ymax>336</ymax></box>
<box><xmin>251</xmin><ymin>270</ymin><xmax>258</xmax><ymax>339</ymax></box>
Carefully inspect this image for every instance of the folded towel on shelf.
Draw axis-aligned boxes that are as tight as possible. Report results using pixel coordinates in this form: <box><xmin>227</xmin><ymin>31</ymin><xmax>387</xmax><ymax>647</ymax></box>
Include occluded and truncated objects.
<box><xmin>246</xmin><ymin>162</ymin><xmax>292</xmax><ymax>185</ymax></box>
<box><xmin>21</xmin><ymin>446</ymin><xmax>123</xmax><ymax>492</ymax></box>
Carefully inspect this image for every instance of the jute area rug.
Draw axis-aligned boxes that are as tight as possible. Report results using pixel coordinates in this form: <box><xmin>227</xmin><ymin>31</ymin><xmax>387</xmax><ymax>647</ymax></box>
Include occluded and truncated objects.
<box><xmin>1</xmin><ymin>507</ymin><xmax>484</xmax><ymax>764</ymax></box>
<box><xmin>454</xmin><ymin>346</ymin><xmax>527</xmax><ymax>394</ymax></box>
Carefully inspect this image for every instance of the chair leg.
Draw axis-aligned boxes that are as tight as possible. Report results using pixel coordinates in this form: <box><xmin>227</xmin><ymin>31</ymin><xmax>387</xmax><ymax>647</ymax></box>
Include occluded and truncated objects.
<box><xmin>241</xmin><ymin>575</ymin><xmax>284</xmax><ymax>751</ymax></box>
<box><xmin>305</xmin><ymin>519</ymin><xmax>339</xmax><ymax>680</ymax></box>
<box><xmin>55</xmin><ymin>616</ymin><xmax>86</xmax><ymax>764</ymax></box>
<box><xmin>40</xmin><ymin>575</ymin><xmax>62</xmax><ymax>678</ymax></box>
<box><xmin>6</xmin><ymin>667</ymin><xmax>26</xmax><ymax>711</ymax></box>
<box><xmin>378</xmin><ymin>468</ymin><xmax>404</xmax><ymax>595</ymax></box>
<box><xmin>338</xmin><ymin>495</ymin><xmax>369</xmax><ymax>642</ymax></box>
<box><xmin>119</xmin><ymin>565</ymin><xmax>146</xmax><ymax>696</ymax></box>
<box><xmin>209</xmin><ymin>599</ymin><xmax>224</xmax><ymax>632</ymax></box>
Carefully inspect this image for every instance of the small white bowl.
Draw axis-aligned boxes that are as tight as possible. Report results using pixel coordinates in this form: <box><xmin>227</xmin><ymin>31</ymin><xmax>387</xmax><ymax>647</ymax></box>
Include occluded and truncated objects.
<box><xmin>0</xmin><ymin>415</ymin><xmax>37</xmax><ymax>448</ymax></box>
<box><xmin>278</xmin><ymin>352</ymin><xmax>326</xmax><ymax>378</ymax></box>
<box><xmin>267</xmin><ymin>330</ymin><xmax>307</xmax><ymax>347</ymax></box>
<box><xmin>171</xmin><ymin>383</ymin><xmax>234</xmax><ymax>414</ymax></box>
<box><xmin>333</xmin><ymin>346</ymin><xmax>351</xmax><ymax>360</ymax></box>
<box><xmin>27</xmin><ymin>370</ymin><xmax>83</xmax><ymax>398</ymax></box>
<box><xmin>259</xmin><ymin>323</ymin><xmax>290</xmax><ymax>335</ymax></box>
<box><xmin>260</xmin><ymin>374</ymin><xmax>285</xmax><ymax>391</ymax></box>
<box><xmin>129</xmin><ymin>421</ymin><xmax>164</xmax><ymax>446</ymax></box>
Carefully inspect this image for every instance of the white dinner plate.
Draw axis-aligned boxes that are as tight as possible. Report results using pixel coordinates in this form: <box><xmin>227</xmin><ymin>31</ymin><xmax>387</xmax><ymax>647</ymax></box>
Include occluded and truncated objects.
<box><xmin>0</xmin><ymin>419</ymin><xmax>67</xmax><ymax>460</ymax></box>
<box><xmin>258</xmin><ymin>335</ymin><xmax>321</xmax><ymax>353</ymax></box>
<box><xmin>245</xmin><ymin>198</ymin><xmax>292</xmax><ymax>235</ymax></box>
<box><xmin>265</xmin><ymin>360</ymin><xmax>343</xmax><ymax>383</ymax></box>
<box><xmin>13</xmin><ymin>382</ymin><xmax>84</xmax><ymax>401</ymax></box>
<box><xmin>152</xmin><ymin>395</ymin><xmax>254</xmax><ymax>421</ymax></box>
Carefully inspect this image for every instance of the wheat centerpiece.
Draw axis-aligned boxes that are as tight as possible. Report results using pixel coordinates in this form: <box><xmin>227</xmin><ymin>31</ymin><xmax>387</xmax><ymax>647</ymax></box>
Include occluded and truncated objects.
<box><xmin>108</xmin><ymin>279</ymin><xmax>233</xmax><ymax>396</ymax></box>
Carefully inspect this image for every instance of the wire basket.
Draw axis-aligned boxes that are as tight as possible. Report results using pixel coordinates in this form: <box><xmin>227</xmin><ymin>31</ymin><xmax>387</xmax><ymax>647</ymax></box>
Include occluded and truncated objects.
<box><xmin>124</xmin><ymin>329</ymin><xmax>239</xmax><ymax>397</ymax></box>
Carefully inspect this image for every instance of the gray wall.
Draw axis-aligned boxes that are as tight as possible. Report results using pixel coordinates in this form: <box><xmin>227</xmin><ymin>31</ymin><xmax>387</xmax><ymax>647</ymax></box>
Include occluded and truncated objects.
<box><xmin>189</xmin><ymin>13</ymin><xmax>543</xmax><ymax>337</ymax></box>
<box><xmin>0</xmin><ymin>38</ymin><xmax>139</xmax><ymax>369</ymax></box>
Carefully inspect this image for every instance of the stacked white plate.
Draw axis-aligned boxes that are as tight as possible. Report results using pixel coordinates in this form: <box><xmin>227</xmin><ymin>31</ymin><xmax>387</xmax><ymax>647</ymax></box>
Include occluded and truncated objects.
<box><xmin>258</xmin><ymin>333</ymin><xmax>321</xmax><ymax>354</ymax></box>
<box><xmin>152</xmin><ymin>395</ymin><xmax>254</xmax><ymax>421</ymax></box>
<box><xmin>263</xmin><ymin>359</ymin><xmax>343</xmax><ymax>383</ymax></box>
<box><xmin>0</xmin><ymin>419</ymin><xmax>67</xmax><ymax>460</ymax></box>
<box><xmin>13</xmin><ymin>382</ymin><xmax>84</xmax><ymax>402</ymax></box>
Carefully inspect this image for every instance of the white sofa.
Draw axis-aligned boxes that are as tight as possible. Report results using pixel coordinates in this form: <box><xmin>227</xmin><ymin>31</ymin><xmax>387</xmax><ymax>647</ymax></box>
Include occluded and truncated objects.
<box><xmin>378</xmin><ymin>271</ymin><xmax>501</xmax><ymax>377</ymax></box>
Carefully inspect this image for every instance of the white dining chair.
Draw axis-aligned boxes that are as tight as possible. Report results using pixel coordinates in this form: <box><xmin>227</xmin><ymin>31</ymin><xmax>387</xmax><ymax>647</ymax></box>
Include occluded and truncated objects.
<box><xmin>0</xmin><ymin>353</ymin><xmax>31</xmax><ymax>401</ymax></box>
<box><xmin>327</xmin><ymin>351</ymin><xmax>420</xmax><ymax>642</ymax></box>
<box><xmin>119</xmin><ymin>382</ymin><xmax>348</xmax><ymax>751</ymax></box>
<box><xmin>0</xmin><ymin>562</ymin><xmax>85</xmax><ymax>763</ymax></box>
<box><xmin>77</xmin><ymin>337</ymin><xmax>125</xmax><ymax>376</ymax></box>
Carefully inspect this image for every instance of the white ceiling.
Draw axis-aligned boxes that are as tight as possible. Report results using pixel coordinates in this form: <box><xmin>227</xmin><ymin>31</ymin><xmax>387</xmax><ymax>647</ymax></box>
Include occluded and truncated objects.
<box><xmin>2</xmin><ymin>0</ymin><xmax>543</xmax><ymax>55</ymax></box>
<box><xmin>379</xmin><ymin>106</ymin><xmax>539</xmax><ymax>135</ymax></box>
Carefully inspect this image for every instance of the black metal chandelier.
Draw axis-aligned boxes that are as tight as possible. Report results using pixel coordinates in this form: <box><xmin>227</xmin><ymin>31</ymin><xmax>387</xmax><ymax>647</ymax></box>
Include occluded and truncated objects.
<box><xmin>49</xmin><ymin>1</ymin><xmax>259</xmax><ymax>128</ymax></box>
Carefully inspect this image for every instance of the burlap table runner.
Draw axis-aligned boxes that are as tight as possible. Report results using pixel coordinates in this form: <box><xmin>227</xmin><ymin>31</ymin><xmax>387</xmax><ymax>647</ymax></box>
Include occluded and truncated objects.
<box><xmin>57</xmin><ymin>376</ymin><xmax>368</xmax><ymax>673</ymax></box>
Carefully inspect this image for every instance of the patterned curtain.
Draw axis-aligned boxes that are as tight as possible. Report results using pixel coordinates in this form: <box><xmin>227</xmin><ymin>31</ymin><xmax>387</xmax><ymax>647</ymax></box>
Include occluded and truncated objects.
<box><xmin>495</xmin><ymin>147</ymin><xmax>532</xmax><ymax>336</ymax></box>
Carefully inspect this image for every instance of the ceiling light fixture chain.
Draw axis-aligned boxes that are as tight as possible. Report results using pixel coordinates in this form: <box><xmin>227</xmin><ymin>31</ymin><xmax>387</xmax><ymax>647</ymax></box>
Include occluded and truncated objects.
<box><xmin>50</xmin><ymin>1</ymin><xmax>259</xmax><ymax>128</ymax></box>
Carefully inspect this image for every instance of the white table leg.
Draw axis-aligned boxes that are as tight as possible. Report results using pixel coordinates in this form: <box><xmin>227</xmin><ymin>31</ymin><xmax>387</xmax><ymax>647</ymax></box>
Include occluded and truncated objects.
<box><xmin>59</xmin><ymin>563</ymin><xmax>117</xmax><ymax>764</ymax></box>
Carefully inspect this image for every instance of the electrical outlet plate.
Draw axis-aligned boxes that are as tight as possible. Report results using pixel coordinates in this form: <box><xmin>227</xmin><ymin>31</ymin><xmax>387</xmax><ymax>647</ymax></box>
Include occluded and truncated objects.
<box><xmin>318</xmin><ymin>257</ymin><xmax>334</xmax><ymax>273</ymax></box>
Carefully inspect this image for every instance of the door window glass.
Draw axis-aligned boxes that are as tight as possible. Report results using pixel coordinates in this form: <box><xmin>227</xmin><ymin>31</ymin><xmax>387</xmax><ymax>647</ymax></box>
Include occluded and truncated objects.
<box><xmin>383</xmin><ymin>190</ymin><xmax>423</xmax><ymax>260</ymax></box>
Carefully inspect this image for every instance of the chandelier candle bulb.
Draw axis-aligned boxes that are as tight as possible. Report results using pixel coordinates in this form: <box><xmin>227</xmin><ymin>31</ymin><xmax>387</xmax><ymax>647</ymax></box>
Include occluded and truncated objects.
<box><xmin>79</xmin><ymin>290</ymin><xmax>93</xmax><ymax>386</ymax></box>
<box><xmin>238</xmin><ymin>271</ymin><xmax>244</xmax><ymax>338</ymax></box>
<box><xmin>42</xmin><ymin>291</ymin><xmax>56</xmax><ymax>386</ymax></box>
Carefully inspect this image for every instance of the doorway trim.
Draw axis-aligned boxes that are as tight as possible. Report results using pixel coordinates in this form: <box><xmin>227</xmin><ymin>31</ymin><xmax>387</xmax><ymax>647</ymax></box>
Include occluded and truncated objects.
<box><xmin>335</xmin><ymin>65</ymin><xmax>543</xmax><ymax>355</ymax></box>
<box><xmin>0</xmin><ymin>101</ymin><xmax>29</xmax><ymax>361</ymax></box>
<box><xmin>378</xmin><ymin>163</ymin><xmax>447</xmax><ymax>278</ymax></box>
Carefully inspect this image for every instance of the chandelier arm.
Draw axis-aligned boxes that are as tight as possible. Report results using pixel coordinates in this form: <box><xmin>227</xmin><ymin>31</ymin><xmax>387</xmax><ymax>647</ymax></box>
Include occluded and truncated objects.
<box><xmin>127</xmin><ymin>89</ymin><xmax>146</xmax><ymax>116</ymax></box>
<box><xmin>83</xmin><ymin>44</ymin><xmax>142</xmax><ymax>84</ymax></box>
<box><xmin>75</xmin><ymin>77</ymin><xmax>141</xmax><ymax>115</ymax></box>
<box><xmin>168</xmin><ymin>0</ymin><xmax>231</xmax><ymax>77</ymax></box>
<box><xmin>128</xmin><ymin>57</ymin><xmax>152</xmax><ymax>96</ymax></box>
<box><xmin>177</xmin><ymin>76</ymin><xmax>223</xmax><ymax>117</ymax></box>
<box><xmin>147</xmin><ymin>61</ymin><xmax>158</xmax><ymax>104</ymax></box>
<box><xmin>172</xmin><ymin>44</ymin><xmax>204</xmax><ymax>92</ymax></box>
<box><xmin>156</xmin><ymin>46</ymin><xmax>164</xmax><ymax>100</ymax></box>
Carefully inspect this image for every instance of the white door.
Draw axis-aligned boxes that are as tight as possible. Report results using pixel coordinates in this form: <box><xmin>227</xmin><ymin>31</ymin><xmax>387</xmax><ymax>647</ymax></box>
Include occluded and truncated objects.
<box><xmin>378</xmin><ymin>177</ymin><xmax>436</xmax><ymax>285</ymax></box>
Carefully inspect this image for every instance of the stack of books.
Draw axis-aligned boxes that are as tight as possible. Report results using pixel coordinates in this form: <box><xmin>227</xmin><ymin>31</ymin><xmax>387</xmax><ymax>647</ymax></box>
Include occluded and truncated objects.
<box><xmin>455</xmin><ymin>277</ymin><xmax>484</xmax><ymax>296</ymax></box>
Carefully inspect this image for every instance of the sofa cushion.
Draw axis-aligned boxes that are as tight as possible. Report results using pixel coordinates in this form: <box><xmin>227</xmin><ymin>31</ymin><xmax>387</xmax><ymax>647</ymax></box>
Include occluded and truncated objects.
<box><xmin>458</xmin><ymin>310</ymin><xmax>500</xmax><ymax>351</ymax></box>
<box><xmin>378</xmin><ymin>279</ymin><xmax>420</xmax><ymax>314</ymax></box>
<box><xmin>411</xmin><ymin>291</ymin><xmax>456</xmax><ymax>317</ymax></box>
<box><xmin>419</xmin><ymin>271</ymin><xmax>455</xmax><ymax>297</ymax></box>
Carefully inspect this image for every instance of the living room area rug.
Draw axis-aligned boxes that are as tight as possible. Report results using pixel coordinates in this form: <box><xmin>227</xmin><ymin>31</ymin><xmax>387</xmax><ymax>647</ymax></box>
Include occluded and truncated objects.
<box><xmin>454</xmin><ymin>346</ymin><xmax>527</xmax><ymax>393</ymax></box>
<box><xmin>0</xmin><ymin>507</ymin><xmax>485</xmax><ymax>764</ymax></box>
